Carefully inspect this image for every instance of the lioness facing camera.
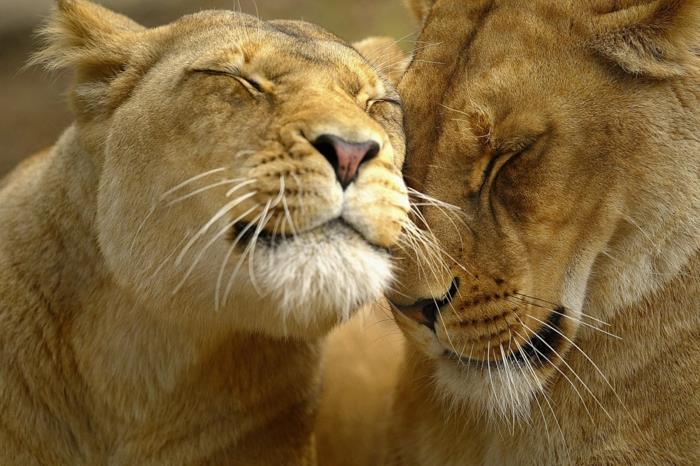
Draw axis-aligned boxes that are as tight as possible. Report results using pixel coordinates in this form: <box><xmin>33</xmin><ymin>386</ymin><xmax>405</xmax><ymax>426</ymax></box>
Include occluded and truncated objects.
<box><xmin>387</xmin><ymin>0</ymin><xmax>700</xmax><ymax>464</ymax></box>
<box><xmin>0</xmin><ymin>1</ymin><xmax>409</xmax><ymax>464</ymax></box>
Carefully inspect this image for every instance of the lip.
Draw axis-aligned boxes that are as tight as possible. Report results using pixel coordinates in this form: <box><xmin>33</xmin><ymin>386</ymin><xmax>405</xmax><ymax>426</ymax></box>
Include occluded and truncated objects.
<box><xmin>506</xmin><ymin>307</ymin><xmax>565</xmax><ymax>367</ymax></box>
<box><xmin>391</xmin><ymin>297</ymin><xmax>566</xmax><ymax>370</ymax></box>
<box><xmin>444</xmin><ymin>349</ymin><xmax>502</xmax><ymax>369</ymax></box>
<box><xmin>231</xmin><ymin>220</ymin><xmax>292</xmax><ymax>246</ymax></box>
<box><xmin>444</xmin><ymin>308</ymin><xmax>565</xmax><ymax>369</ymax></box>
<box><xmin>232</xmin><ymin>217</ymin><xmax>388</xmax><ymax>252</ymax></box>
<box><xmin>388</xmin><ymin>278</ymin><xmax>461</xmax><ymax>331</ymax></box>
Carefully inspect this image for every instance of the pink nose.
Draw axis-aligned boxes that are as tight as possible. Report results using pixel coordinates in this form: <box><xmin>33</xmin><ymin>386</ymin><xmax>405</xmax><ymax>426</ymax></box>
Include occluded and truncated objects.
<box><xmin>312</xmin><ymin>134</ymin><xmax>381</xmax><ymax>189</ymax></box>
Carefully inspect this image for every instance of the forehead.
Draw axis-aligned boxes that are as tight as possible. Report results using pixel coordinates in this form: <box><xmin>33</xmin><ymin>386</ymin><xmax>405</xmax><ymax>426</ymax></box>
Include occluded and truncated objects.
<box><xmin>168</xmin><ymin>12</ymin><xmax>373</xmax><ymax>79</ymax></box>
<box><xmin>399</xmin><ymin>1</ymin><xmax>594</xmax><ymax>176</ymax></box>
<box><xmin>402</xmin><ymin>1</ymin><xmax>586</xmax><ymax>119</ymax></box>
<box><xmin>419</xmin><ymin>2</ymin><xmax>577</xmax><ymax>75</ymax></box>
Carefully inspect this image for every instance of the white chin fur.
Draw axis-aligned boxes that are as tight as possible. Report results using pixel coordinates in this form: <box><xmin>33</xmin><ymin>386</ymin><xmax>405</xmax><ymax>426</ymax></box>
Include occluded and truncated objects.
<box><xmin>244</xmin><ymin>221</ymin><xmax>393</xmax><ymax>329</ymax></box>
<box><xmin>434</xmin><ymin>358</ymin><xmax>540</xmax><ymax>424</ymax></box>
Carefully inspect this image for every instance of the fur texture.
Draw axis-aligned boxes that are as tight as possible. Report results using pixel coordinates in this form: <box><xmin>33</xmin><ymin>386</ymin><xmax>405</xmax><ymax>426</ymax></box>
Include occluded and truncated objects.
<box><xmin>0</xmin><ymin>1</ymin><xmax>409</xmax><ymax>464</ymax></box>
<box><xmin>385</xmin><ymin>0</ymin><xmax>700</xmax><ymax>464</ymax></box>
<box><xmin>315</xmin><ymin>302</ymin><xmax>406</xmax><ymax>466</ymax></box>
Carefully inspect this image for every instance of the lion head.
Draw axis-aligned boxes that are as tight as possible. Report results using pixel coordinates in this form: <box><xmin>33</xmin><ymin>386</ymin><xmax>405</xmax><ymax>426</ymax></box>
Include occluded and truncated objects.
<box><xmin>390</xmin><ymin>0</ymin><xmax>700</xmax><ymax>420</ymax></box>
<box><xmin>35</xmin><ymin>0</ymin><xmax>409</xmax><ymax>339</ymax></box>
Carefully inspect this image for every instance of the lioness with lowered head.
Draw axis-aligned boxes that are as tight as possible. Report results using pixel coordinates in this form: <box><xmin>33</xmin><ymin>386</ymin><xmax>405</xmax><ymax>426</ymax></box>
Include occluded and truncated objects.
<box><xmin>387</xmin><ymin>0</ymin><xmax>700</xmax><ymax>464</ymax></box>
<box><xmin>0</xmin><ymin>1</ymin><xmax>410</xmax><ymax>464</ymax></box>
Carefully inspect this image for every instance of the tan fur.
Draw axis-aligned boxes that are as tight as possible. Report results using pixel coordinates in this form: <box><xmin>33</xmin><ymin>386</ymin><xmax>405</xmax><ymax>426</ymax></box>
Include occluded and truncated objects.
<box><xmin>385</xmin><ymin>0</ymin><xmax>700</xmax><ymax>464</ymax></box>
<box><xmin>0</xmin><ymin>1</ymin><xmax>409</xmax><ymax>464</ymax></box>
<box><xmin>315</xmin><ymin>302</ymin><xmax>405</xmax><ymax>466</ymax></box>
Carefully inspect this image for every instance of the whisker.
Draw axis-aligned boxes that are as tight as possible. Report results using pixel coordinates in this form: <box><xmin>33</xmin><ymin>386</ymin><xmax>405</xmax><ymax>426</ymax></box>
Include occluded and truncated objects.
<box><xmin>515</xmin><ymin>317</ymin><xmax>613</xmax><ymax>422</ymax></box>
<box><xmin>144</xmin><ymin>229</ymin><xmax>192</xmax><ymax>282</ymax></box>
<box><xmin>214</xmin><ymin>205</ymin><xmax>260</xmax><ymax>310</ymax></box>
<box><xmin>405</xmin><ymin>205</ymin><xmax>474</xmax><ymax>277</ymax></box>
<box><xmin>513</xmin><ymin>292</ymin><xmax>611</xmax><ymax>327</ymax></box>
<box><xmin>413</xmin><ymin>59</ymin><xmax>446</xmax><ymax>65</ymax></box>
<box><xmin>439</xmin><ymin>103</ymin><xmax>471</xmax><ymax>118</ymax></box>
<box><xmin>437</xmin><ymin>311</ymin><xmax>461</xmax><ymax>360</ymax></box>
<box><xmin>506</xmin><ymin>296</ymin><xmax>622</xmax><ymax>340</ymax></box>
<box><xmin>129</xmin><ymin>204</ymin><xmax>159</xmax><ymax>255</ymax></box>
<box><xmin>130</xmin><ymin>167</ymin><xmax>242</xmax><ymax>258</ymax></box>
<box><xmin>222</xmin><ymin>207</ymin><xmax>270</xmax><ymax>307</ymax></box>
<box><xmin>408</xmin><ymin>217</ymin><xmax>474</xmax><ymax>277</ymax></box>
<box><xmin>281</xmin><ymin>177</ymin><xmax>298</xmax><ymax>238</ymax></box>
<box><xmin>225</xmin><ymin>178</ymin><xmax>257</xmax><ymax>198</ymax></box>
<box><xmin>520</xmin><ymin>316</ymin><xmax>612</xmax><ymax>421</ymax></box>
<box><xmin>159</xmin><ymin>167</ymin><xmax>227</xmax><ymax>200</ymax></box>
<box><xmin>499</xmin><ymin>343</ymin><xmax>518</xmax><ymax>431</ymax></box>
<box><xmin>409</xmin><ymin>200</ymin><xmax>467</xmax><ymax>252</ymax></box>
<box><xmin>221</xmin><ymin>210</ymin><xmax>265</xmax><ymax>308</ymax></box>
<box><xmin>525</xmin><ymin>313</ymin><xmax>631</xmax><ymax>421</ymax></box>
<box><xmin>513</xmin><ymin>329</ymin><xmax>595</xmax><ymax>424</ymax></box>
<box><xmin>407</xmin><ymin>187</ymin><xmax>463</xmax><ymax>213</ymax></box>
<box><xmin>515</xmin><ymin>344</ymin><xmax>552</xmax><ymax>443</ymax></box>
<box><xmin>173</xmin><ymin>203</ymin><xmax>260</xmax><ymax>295</ymax></box>
<box><xmin>246</xmin><ymin>199</ymin><xmax>275</xmax><ymax>295</ymax></box>
<box><xmin>485</xmin><ymin>341</ymin><xmax>500</xmax><ymax>418</ymax></box>
<box><xmin>174</xmin><ymin>191</ymin><xmax>257</xmax><ymax>266</ymax></box>
<box><xmin>399</xmin><ymin>222</ymin><xmax>451</xmax><ymax>281</ymax></box>
<box><xmin>166</xmin><ymin>178</ymin><xmax>242</xmax><ymax>207</ymax></box>
<box><xmin>522</xmin><ymin>356</ymin><xmax>570</xmax><ymax>460</ymax></box>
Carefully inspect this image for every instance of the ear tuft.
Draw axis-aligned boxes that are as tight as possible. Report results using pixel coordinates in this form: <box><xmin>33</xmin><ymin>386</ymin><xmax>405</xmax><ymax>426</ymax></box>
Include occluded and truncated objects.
<box><xmin>589</xmin><ymin>0</ymin><xmax>700</xmax><ymax>78</ymax></box>
<box><xmin>31</xmin><ymin>0</ymin><xmax>144</xmax><ymax>74</ymax></box>
<box><xmin>29</xmin><ymin>0</ymin><xmax>149</xmax><ymax>118</ymax></box>
<box><xmin>353</xmin><ymin>37</ymin><xmax>409</xmax><ymax>85</ymax></box>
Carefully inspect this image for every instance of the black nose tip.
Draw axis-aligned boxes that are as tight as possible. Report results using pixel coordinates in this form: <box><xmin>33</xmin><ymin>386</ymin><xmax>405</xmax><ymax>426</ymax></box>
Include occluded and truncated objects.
<box><xmin>311</xmin><ymin>134</ymin><xmax>380</xmax><ymax>188</ymax></box>
<box><xmin>413</xmin><ymin>278</ymin><xmax>460</xmax><ymax>332</ymax></box>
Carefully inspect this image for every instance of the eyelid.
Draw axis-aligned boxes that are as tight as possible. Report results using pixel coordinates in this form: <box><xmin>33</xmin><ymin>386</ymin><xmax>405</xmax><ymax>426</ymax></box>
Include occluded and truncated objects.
<box><xmin>191</xmin><ymin>68</ymin><xmax>264</xmax><ymax>94</ymax></box>
<box><xmin>371</xmin><ymin>98</ymin><xmax>402</xmax><ymax>106</ymax></box>
<box><xmin>479</xmin><ymin>141</ymin><xmax>537</xmax><ymax>195</ymax></box>
<box><xmin>366</xmin><ymin>97</ymin><xmax>403</xmax><ymax>112</ymax></box>
<box><xmin>480</xmin><ymin>150</ymin><xmax>502</xmax><ymax>191</ymax></box>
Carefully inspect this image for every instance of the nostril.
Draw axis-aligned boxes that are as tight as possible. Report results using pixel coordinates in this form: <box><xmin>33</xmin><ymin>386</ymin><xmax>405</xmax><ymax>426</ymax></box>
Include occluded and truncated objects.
<box><xmin>421</xmin><ymin>302</ymin><xmax>440</xmax><ymax>332</ymax></box>
<box><xmin>364</xmin><ymin>141</ymin><xmax>380</xmax><ymax>162</ymax></box>
<box><xmin>312</xmin><ymin>134</ymin><xmax>340</xmax><ymax>175</ymax></box>
<box><xmin>311</xmin><ymin>134</ymin><xmax>380</xmax><ymax>189</ymax></box>
<box><xmin>413</xmin><ymin>278</ymin><xmax>461</xmax><ymax>332</ymax></box>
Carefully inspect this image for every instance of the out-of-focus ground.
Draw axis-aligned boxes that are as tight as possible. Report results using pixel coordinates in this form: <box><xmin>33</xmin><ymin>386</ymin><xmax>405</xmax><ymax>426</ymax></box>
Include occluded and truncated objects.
<box><xmin>0</xmin><ymin>0</ymin><xmax>414</xmax><ymax>177</ymax></box>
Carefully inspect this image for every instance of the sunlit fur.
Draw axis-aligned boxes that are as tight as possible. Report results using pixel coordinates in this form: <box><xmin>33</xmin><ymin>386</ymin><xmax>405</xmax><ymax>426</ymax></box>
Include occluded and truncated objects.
<box><xmin>385</xmin><ymin>0</ymin><xmax>700</xmax><ymax>464</ymax></box>
<box><xmin>0</xmin><ymin>1</ymin><xmax>409</xmax><ymax>464</ymax></box>
<box><xmin>314</xmin><ymin>302</ymin><xmax>407</xmax><ymax>466</ymax></box>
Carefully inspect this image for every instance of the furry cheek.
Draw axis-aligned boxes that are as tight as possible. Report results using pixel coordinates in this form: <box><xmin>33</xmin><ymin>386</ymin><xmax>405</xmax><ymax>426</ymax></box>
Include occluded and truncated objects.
<box><xmin>342</xmin><ymin>166</ymin><xmax>409</xmax><ymax>248</ymax></box>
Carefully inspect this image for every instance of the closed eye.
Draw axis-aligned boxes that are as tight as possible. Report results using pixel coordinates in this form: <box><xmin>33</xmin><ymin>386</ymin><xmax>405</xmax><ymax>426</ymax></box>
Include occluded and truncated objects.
<box><xmin>193</xmin><ymin>69</ymin><xmax>264</xmax><ymax>95</ymax></box>
<box><xmin>479</xmin><ymin>146</ymin><xmax>530</xmax><ymax>196</ymax></box>
<box><xmin>366</xmin><ymin>98</ymin><xmax>403</xmax><ymax>112</ymax></box>
<box><xmin>481</xmin><ymin>150</ymin><xmax>502</xmax><ymax>192</ymax></box>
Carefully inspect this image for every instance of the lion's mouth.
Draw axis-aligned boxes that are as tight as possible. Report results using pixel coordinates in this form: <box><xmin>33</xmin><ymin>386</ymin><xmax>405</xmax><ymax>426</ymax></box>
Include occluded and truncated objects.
<box><xmin>231</xmin><ymin>218</ymin><xmax>386</xmax><ymax>251</ymax></box>
<box><xmin>444</xmin><ymin>308</ymin><xmax>565</xmax><ymax>369</ymax></box>
<box><xmin>231</xmin><ymin>220</ymin><xmax>292</xmax><ymax>247</ymax></box>
<box><xmin>507</xmin><ymin>308</ymin><xmax>565</xmax><ymax>366</ymax></box>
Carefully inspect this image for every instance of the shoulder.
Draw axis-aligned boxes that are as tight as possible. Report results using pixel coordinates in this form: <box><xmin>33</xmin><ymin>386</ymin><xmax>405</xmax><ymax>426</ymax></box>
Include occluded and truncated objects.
<box><xmin>0</xmin><ymin>146</ymin><xmax>53</xmax><ymax>196</ymax></box>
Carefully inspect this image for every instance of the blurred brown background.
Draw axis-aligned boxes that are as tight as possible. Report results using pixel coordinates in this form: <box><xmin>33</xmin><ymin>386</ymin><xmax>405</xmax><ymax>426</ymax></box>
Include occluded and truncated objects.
<box><xmin>0</xmin><ymin>0</ymin><xmax>414</xmax><ymax>177</ymax></box>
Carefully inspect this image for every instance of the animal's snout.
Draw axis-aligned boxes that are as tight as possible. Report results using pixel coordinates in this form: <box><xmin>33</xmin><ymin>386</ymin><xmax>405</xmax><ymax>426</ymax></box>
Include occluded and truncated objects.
<box><xmin>312</xmin><ymin>134</ymin><xmax>380</xmax><ymax>189</ymax></box>
<box><xmin>391</xmin><ymin>278</ymin><xmax>460</xmax><ymax>332</ymax></box>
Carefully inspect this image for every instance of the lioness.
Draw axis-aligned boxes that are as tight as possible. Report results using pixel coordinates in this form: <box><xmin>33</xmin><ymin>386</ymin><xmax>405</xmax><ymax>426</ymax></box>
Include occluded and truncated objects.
<box><xmin>0</xmin><ymin>1</ymin><xmax>409</xmax><ymax>464</ymax></box>
<box><xmin>388</xmin><ymin>0</ymin><xmax>700</xmax><ymax>464</ymax></box>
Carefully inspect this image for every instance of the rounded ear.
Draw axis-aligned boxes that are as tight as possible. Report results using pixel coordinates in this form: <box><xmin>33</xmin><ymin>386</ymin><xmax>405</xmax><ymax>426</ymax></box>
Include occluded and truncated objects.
<box><xmin>589</xmin><ymin>0</ymin><xmax>700</xmax><ymax>78</ymax></box>
<box><xmin>353</xmin><ymin>37</ymin><xmax>409</xmax><ymax>85</ymax></box>
<box><xmin>30</xmin><ymin>0</ymin><xmax>149</xmax><ymax>117</ymax></box>
<box><xmin>32</xmin><ymin>0</ymin><xmax>144</xmax><ymax>74</ymax></box>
